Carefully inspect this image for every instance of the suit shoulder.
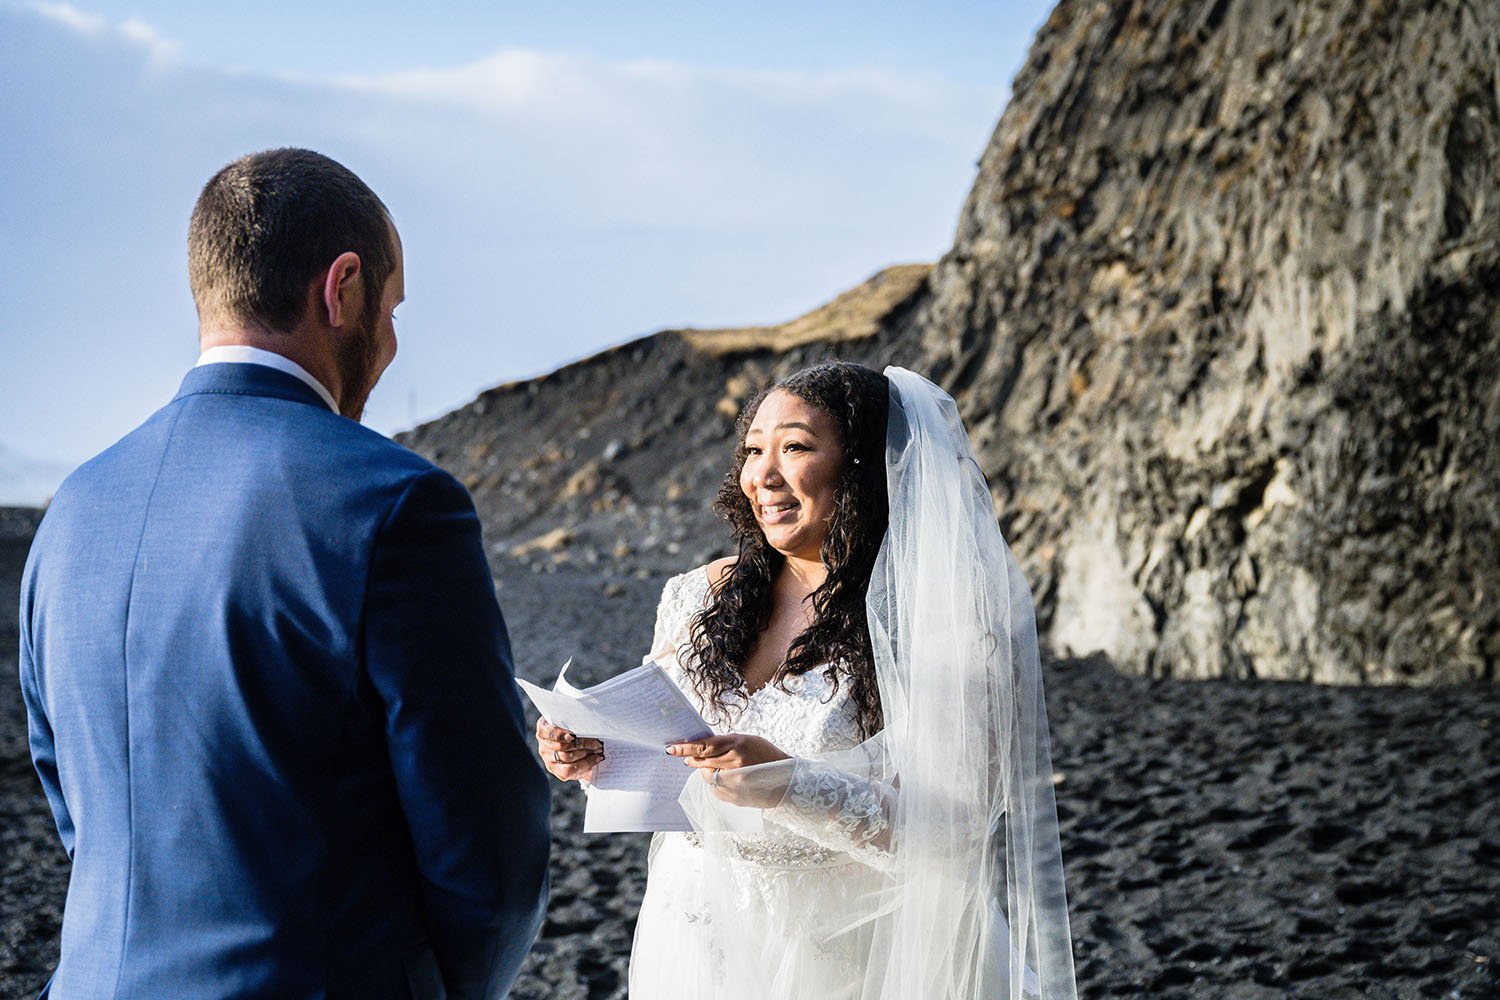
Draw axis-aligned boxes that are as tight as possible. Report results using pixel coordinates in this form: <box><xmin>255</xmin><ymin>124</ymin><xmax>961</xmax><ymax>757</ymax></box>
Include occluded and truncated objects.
<box><xmin>344</xmin><ymin>438</ymin><xmax>479</xmax><ymax>532</ymax></box>
<box><xmin>319</xmin><ymin>417</ymin><xmax>435</xmax><ymax>471</ymax></box>
<box><xmin>313</xmin><ymin>419</ymin><xmax>467</xmax><ymax>494</ymax></box>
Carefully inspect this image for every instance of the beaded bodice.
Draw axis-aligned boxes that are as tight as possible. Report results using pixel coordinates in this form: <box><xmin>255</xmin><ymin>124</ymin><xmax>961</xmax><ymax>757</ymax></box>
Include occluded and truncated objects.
<box><xmin>649</xmin><ymin>568</ymin><xmax>888</xmax><ymax>870</ymax></box>
<box><xmin>649</xmin><ymin>569</ymin><xmax>863</xmax><ymax>759</ymax></box>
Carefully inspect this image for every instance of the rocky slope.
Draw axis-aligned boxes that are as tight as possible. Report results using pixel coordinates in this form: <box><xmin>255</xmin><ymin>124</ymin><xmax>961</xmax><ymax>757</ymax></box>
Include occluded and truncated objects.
<box><xmin>404</xmin><ymin>0</ymin><xmax>1500</xmax><ymax>685</ymax></box>
<box><xmin>398</xmin><ymin>264</ymin><xmax>933</xmax><ymax>579</ymax></box>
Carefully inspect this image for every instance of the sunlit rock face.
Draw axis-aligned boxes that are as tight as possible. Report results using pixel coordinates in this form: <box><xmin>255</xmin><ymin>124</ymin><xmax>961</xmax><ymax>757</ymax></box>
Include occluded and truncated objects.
<box><xmin>915</xmin><ymin>0</ymin><xmax>1500</xmax><ymax>681</ymax></box>
<box><xmin>405</xmin><ymin>0</ymin><xmax>1499</xmax><ymax>684</ymax></box>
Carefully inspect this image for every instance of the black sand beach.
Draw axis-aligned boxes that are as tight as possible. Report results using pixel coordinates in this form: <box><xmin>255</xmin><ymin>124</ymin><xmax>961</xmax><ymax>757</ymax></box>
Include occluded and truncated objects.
<box><xmin>495</xmin><ymin>565</ymin><xmax>1500</xmax><ymax>1000</ymax></box>
<box><xmin>5</xmin><ymin>528</ymin><xmax>1494</xmax><ymax>998</ymax></box>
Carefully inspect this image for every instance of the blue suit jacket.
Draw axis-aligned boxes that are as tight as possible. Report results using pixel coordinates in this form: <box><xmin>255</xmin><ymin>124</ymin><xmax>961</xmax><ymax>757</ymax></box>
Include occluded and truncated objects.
<box><xmin>18</xmin><ymin>363</ymin><xmax>550</xmax><ymax>999</ymax></box>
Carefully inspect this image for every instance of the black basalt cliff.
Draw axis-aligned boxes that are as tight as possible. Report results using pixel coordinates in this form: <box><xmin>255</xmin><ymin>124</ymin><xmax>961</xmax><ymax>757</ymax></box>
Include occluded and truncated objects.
<box><xmin>402</xmin><ymin>0</ymin><xmax>1500</xmax><ymax>684</ymax></box>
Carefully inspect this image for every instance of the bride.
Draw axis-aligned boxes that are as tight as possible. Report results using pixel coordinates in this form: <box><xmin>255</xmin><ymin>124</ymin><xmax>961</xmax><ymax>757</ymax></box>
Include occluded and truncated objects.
<box><xmin>537</xmin><ymin>362</ymin><xmax>1077</xmax><ymax>999</ymax></box>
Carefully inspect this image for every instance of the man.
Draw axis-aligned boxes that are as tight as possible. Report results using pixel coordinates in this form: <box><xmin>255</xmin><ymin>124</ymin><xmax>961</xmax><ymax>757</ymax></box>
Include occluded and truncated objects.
<box><xmin>18</xmin><ymin>148</ymin><xmax>550</xmax><ymax>998</ymax></box>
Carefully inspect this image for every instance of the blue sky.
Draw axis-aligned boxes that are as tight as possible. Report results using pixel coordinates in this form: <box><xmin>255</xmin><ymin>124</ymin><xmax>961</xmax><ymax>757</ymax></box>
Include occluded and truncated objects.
<box><xmin>0</xmin><ymin>0</ymin><xmax>1052</xmax><ymax>499</ymax></box>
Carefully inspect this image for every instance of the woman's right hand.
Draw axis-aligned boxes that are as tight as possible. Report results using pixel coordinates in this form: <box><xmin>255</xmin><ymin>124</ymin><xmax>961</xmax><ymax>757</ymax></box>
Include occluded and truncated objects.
<box><xmin>536</xmin><ymin>718</ymin><xmax>604</xmax><ymax>782</ymax></box>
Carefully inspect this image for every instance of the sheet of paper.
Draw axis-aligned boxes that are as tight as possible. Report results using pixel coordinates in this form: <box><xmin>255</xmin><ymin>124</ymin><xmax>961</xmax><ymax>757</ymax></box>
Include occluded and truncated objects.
<box><xmin>583</xmin><ymin>783</ymin><xmax>763</xmax><ymax>833</ymax></box>
<box><xmin>582</xmin><ymin>740</ymin><xmax>697</xmax><ymax>832</ymax></box>
<box><xmin>518</xmin><ymin>660</ymin><xmax>709</xmax><ymax>748</ymax></box>
<box><xmin>587</xmin><ymin>739</ymin><xmax>681</xmax><ymax>793</ymax></box>
<box><xmin>519</xmin><ymin>660</ymin><xmax>761</xmax><ymax>833</ymax></box>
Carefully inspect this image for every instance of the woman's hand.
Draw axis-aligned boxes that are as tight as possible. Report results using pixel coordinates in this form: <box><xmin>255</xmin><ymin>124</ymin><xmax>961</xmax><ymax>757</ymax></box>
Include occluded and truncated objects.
<box><xmin>536</xmin><ymin>718</ymin><xmax>604</xmax><ymax>782</ymax></box>
<box><xmin>666</xmin><ymin>734</ymin><xmax>791</xmax><ymax>806</ymax></box>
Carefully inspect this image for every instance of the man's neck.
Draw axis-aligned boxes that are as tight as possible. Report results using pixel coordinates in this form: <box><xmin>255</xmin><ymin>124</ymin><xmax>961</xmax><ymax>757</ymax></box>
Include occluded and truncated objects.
<box><xmin>199</xmin><ymin>326</ymin><xmax>346</xmax><ymax>412</ymax></box>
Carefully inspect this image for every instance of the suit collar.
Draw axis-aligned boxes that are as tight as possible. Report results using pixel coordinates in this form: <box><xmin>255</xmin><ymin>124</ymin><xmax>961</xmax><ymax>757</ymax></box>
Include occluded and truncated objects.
<box><xmin>174</xmin><ymin>362</ymin><xmax>343</xmax><ymax>414</ymax></box>
<box><xmin>195</xmin><ymin>346</ymin><xmax>338</xmax><ymax>411</ymax></box>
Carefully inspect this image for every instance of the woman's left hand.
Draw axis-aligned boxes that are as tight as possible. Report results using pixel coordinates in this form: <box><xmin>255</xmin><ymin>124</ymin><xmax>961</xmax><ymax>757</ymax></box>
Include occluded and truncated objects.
<box><xmin>666</xmin><ymin>734</ymin><xmax>791</xmax><ymax>806</ymax></box>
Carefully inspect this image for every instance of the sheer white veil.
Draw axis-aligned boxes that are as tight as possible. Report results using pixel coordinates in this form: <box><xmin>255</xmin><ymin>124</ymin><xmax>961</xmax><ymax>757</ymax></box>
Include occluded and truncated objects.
<box><xmin>864</xmin><ymin>366</ymin><xmax>1075</xmax><ymax>998</ymax></box>
<box><xmin>677</xmin><ymin>366</ymin><xmax>1076</xmax><ymax>1000</ymax></box>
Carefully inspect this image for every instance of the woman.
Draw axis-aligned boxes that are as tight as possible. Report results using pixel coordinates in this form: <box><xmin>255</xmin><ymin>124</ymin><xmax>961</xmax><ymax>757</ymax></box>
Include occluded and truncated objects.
<box><xmin>537</xmin><ymin>362</ymin><xmax>1076</xmax><ymax>999</ymax></box>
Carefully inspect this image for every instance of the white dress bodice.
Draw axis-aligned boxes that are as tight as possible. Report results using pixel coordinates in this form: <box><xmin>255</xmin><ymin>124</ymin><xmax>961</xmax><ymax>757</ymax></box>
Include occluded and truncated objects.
<box><xmin>650</xmin><ymin>566</ymin><xmax>862</xmax><ymax>755</ymax></box>
<box><xmin>629</xmin><ymin>568</ymin><xmax>892</xmax><ymax>998</ymax></box>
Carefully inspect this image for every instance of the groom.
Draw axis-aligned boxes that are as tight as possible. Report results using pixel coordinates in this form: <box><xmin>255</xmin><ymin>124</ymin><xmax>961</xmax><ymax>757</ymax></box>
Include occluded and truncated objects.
<box><xmin>18</xmin><ymin>149</ymin><xmax>550</xmax><ymax>998</ymax></box>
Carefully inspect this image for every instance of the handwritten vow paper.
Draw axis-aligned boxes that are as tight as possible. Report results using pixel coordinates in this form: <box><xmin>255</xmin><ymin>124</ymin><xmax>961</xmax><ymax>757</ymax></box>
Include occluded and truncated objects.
<box><xmin>519</xmin><ymin>661</ymin><xmax>762</xmax><ymax>833</ymax></box>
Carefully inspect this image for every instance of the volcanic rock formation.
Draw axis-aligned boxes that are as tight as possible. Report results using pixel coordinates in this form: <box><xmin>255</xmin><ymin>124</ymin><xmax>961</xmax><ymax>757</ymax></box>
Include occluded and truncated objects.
<box><xmin>403</xmin><ymin>0</ymin><xmax>1500</xmax><ymax>684</ymax></box>
<box><xmin>915</xmin><ymin>0</ymin><xmax>1500</xmax><ymax>682</ymax></box>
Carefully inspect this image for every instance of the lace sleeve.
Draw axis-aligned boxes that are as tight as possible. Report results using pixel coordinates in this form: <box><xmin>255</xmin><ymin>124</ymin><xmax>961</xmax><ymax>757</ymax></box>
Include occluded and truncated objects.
<box><xmin>648</xmin><ymin>568</ymin><xmax>711</xmax><ymax>660</ymax></box>
<box><xmin>763</xmin><ymin>745</ymin><xmax>897</xmax><ymax>871</ymax></box>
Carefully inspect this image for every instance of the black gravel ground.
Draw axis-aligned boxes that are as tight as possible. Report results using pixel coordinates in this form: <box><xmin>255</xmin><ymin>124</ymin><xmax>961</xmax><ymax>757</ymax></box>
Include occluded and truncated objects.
<box><xmin>3</xmin><ymin>553</ymin><xmax>1497</xmax><ymax>998</ymax></box>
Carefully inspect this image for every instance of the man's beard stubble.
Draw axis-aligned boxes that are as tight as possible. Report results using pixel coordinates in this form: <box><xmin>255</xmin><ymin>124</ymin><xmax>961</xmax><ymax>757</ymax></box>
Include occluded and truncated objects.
<box><xmin>334</xmin><ymin>314</ymin><xmax>381</xmax><ymax>421</ymax></box>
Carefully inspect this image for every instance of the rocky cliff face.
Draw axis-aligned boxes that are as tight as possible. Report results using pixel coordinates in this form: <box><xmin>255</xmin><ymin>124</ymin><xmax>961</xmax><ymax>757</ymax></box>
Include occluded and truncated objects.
<box><xmin>403</xmin><ymin>0</ymin><xmax>1500</xmax><ymax>684</ymax></box>
<box><xmin>917</xmin><ymin>0</ymin><xmax>1499</xmax><ymax>682</ymax></box>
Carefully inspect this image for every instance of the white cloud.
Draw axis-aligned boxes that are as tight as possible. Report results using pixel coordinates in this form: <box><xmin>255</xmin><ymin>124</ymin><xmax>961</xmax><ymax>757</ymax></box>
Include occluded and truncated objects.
<box><xmin>323</xmin><ymin>46</ymin><xmax>1003</xmax><ymax>231</ymax></box>
<box><xmin>335</xmin><ymin>48</ymin><xmax>999</xmax><ymax>126</ymax></box>
<box><xmin>30</xmin><ymin>1</ymin><xmax>105</xmax><ymax>35</ymax></box>
<box><xmin>332</xmin><ymin>49</ymin><xmax>583</xmax><ymax>115</ymax></box>
<box><xmin>118</xmin><ymin>15</ymin><xmax>180</xmax><ymax>64</ymax></box>
<box><xmin>30</xmin><ymin>2</ymin><xmax>178</xmax><ymax>65</ymax></box>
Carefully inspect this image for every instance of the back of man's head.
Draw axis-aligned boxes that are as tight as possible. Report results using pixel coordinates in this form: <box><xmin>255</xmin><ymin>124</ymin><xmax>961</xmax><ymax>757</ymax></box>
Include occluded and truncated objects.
<box><xmin>188</xmin><ymin>148</ymin><xmax>395</xmax><ymax>334</ymax></box>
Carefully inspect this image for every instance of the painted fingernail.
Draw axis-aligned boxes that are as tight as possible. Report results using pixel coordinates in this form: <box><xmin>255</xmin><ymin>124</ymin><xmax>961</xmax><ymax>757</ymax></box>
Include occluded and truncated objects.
<box><xmin>562</xmin><ymin>733</ymin><xmax>573</xmax><ymax>743</ymax></box>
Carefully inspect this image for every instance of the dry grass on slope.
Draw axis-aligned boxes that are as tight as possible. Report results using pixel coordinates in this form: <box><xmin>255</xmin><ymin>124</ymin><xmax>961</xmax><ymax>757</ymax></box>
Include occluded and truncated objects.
<box><xmin>672</xmin><ymin>263</ymin><xmax>931</xmax><ymax>358</ymax></box>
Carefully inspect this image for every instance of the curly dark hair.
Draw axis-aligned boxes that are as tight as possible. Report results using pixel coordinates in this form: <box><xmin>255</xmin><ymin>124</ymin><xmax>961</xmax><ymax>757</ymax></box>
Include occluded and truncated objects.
<box><xmin>685</xmin><ymin>361</ymin><xmax>890</xmax><ymax>739</ymax></box>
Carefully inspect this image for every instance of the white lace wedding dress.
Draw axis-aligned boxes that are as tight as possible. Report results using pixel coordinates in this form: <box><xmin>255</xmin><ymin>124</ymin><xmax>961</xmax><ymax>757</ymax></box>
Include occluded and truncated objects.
<box><xmin>629</xmin><ymin>368</ymin><xmax>1075</xmax><ymax>1000</ymax></box>
<box><xmin>628</xmin><ymin>567</ymin><xmax>893</xmax><ymax>999</ymax></box>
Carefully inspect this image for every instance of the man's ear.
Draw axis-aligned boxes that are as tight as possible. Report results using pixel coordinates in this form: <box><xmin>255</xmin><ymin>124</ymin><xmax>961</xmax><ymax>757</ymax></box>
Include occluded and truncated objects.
<box><xmin>321</xmin><ymin>251</ymin><xmax>363</xmax><ymax>329</ymax></box>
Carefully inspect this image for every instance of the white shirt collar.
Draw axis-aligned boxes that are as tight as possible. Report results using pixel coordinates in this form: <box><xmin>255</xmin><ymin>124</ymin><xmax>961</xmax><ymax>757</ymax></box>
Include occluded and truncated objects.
<box><xmin>195</xmin><ymin>345</ymin><xmax>339</xmax><ymax>413</ymax></box>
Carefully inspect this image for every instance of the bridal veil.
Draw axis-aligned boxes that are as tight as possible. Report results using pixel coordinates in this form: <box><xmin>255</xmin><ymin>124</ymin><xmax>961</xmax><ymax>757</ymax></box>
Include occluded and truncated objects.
<box><xmin>680</xmin><ymin>366</ymin><xmax>1077</xmax><ymax>1000</ymax></box>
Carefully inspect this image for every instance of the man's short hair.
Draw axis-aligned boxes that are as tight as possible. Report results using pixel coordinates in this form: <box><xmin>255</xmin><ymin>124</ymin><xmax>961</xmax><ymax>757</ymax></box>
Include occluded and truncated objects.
<box><xmin>188</xmin><ymin>148</ymin><xmax>395</xmax><ymax>332</ymax></box>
